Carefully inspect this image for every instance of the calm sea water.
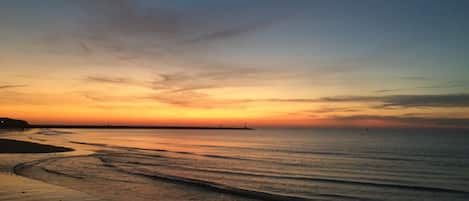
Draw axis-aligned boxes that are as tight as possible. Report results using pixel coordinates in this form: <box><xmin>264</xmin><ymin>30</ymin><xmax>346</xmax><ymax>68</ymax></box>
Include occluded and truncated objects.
<box><xmin>13</xmin><ymin>128</ymin><xmax>469</xmax><ymax>201</ymax></box>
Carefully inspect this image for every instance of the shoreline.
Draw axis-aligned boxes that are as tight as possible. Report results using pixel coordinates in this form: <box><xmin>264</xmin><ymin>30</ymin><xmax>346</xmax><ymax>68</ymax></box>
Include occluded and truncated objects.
<box><xmin>0</xmin><ymin>136</ymin><xmax>103</xmax><ymax>201</ymax></box>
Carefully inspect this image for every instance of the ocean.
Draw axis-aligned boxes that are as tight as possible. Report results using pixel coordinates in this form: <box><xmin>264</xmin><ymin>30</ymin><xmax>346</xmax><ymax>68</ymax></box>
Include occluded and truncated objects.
<box><xmin>10</xmin><ymin>128</ymin><xmax>469</xmax><ymax>201</ymax></box>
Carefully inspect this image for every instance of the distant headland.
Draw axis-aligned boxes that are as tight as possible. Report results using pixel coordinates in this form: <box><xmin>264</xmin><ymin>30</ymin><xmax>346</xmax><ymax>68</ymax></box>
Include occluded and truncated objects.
<box><xmin>0</xmin><ymin>118</ymin><xmax>253</xmax><ymax>130</ymax></box>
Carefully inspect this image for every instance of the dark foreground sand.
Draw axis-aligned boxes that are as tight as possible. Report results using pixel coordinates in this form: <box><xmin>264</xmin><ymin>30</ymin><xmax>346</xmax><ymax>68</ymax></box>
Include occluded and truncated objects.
<box><xmin>0</xmin><ymin>138</ymin><xmax>103</xmax><ymax>201</ymax></box>
<box><xmin>0</xmin><ymin>139</ymin><xmax>73</xmax><ymax>153</ymax></box>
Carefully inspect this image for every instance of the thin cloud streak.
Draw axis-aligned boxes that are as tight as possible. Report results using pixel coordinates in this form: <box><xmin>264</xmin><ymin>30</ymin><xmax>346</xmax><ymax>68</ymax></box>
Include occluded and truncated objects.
<box><xmin>316</xmin><ymin>94</ymin><xmax>469</xmax><ymax>108</ymax></box>
<box><xmin>83</xmin><ymin>69</ymin><xmax>265</xmax><ymax>108</ymax></box>
<box><xmin>148</xmin><ymin>91</ymin><xmax>249</xmax><ymax>108</ymax></box>
<box><xmin>185</xmin><ymin>17</ymin><xmax>279</xmax><ymax>44</ymax></box>
<box><xmin>0</xmin><ymin>84</ymin><xmax>28</xmax><ymax>89</ymax></box>
<box><xmin>329</xmin><ymin>115</ymin><xmax>469</xmax><ymax>128</ymax></box>
<box><xmin>305</xmin><ymin>107</ymin><xmax>362</xmax><ymax>114</ymax></box>
<box><xmin>380</xmin><ymin>94</ymin><xmax>469</xmax><ymax>108</ymax></box>
<box><xmin>86</xmin><ymin>76</ymin><xmax>134</xmax><ymax>85</ymax></box>
<box><xmin>399</xmin><ymin>76</ymin><xmax>430</xmax><ymax>81</ymax></box>
<box><xmin>375</xmin><ymin>81</ymin><xmax>469</xmax><ymax>93</ymax></box>
<box><xmin>81</xmin><ymin>75</ymin><xmax>469</xmax><ymax>110</ymax></box>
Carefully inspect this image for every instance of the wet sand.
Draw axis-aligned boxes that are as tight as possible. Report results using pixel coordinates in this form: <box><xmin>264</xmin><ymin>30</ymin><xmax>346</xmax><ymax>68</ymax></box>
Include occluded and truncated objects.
<box><xmin>0</xmin><ymin>173</ymin><xmax>102</xmax><ymax>201</ymax></box>
<box><xmin>0</xmin><ymin>139</ymin><xmax>73</xmax><ymax>153</ymax></box>
<box><xmin>0</xmin><ymin>136</ymin><xmax>103</xmax><ymax>201</ymax></box>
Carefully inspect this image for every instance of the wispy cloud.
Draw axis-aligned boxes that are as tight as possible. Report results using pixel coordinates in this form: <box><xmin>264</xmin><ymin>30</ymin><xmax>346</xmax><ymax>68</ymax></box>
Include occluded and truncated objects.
<box><xmin>79</xmin><ymin>41</ymin><xmax>92</xmax><ymax>54</ymax></box>
<box><xmin>185</xmin><ymin>18</ymin><xmax>278</xmax><ymax>44</ymax></box>
<box><xmin>375</xmin><ymin>81</ymin><xmax>469</xmax><ymax>93</ymax></box>
<box><xmin>317</xmin><ymin>94</ymin><xmax>469</xmax><ymax>108</ymax></box>
<box><xmin>379</xmin><ymin>94</ymin><xmax>469</xmax><ymax>108</ymax></box>
<box><xmin>148</xmin><ymin>68</ymin><xmax>274</xmax><ymax>108</ymax></box>
<box><xmin>82</xmin><ymin>74</ymin><xmax>469</xmax><ymax>110</ymax></box>
<box><xmin>82</xmin><ymin>75</ymin><xmax>469</xmax><ymax>110</ymax></box>
<box><xmin>399</xmin><ymin>76</ymin><xmax>430</xmax><ymax>81</ymax></box>
<box><xmin>330</xmin><ymin>115</ymin><xmax>469</xmax><ymax>128</ymax></box>
<box><xmin>0</xmin><ymin>84</ymin><xmax>28</xmax><ymax>90</ymax></box>
<box><xmin>259</xmin><ymin>98</ymin><xmax>318</xmax><ymax>103</ymax></box>
<box><xmin>86</xmin><ymin>76</ymin><xmax>136</xmax><ymax>85</ymax></box>
<box><xmin>305</xmin><ymin>107</ymin><xmax>362</xmax><ymax>114</ymax></box>
<box><xmin>74</xmin><ymin>0</ymin><xmax>298</xmax><ymax>53</ymax></box>
<box><xmin>148</xmin><ymin>91</ymin><xmax>249</xmax><ymax>108</ymax></box>
<box><xmin>80</xmin><ymin>0</ymin><xmax>183</xmax><ymax>37</ymax></box>
<box><xmin>83</xmin><ymin>68</ymin><xmax>266</xmax><ymax>108</ymax></box>
<box><xmin>81</xmin><ymin>91</ymin><xmax>143</xmax><ymax>103</ymax></box>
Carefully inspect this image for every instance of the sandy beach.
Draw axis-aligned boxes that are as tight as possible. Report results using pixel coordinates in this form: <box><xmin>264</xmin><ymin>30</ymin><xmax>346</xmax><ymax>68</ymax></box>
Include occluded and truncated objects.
<box><xmin>0</xmin><ymin>133</ymin><xmax>103</xmax><ymax>201</ymax></box>
<box><xmin>0</xmin><ymin>173</ymin><xmax>102</xmax><ymax>201</ymax></box>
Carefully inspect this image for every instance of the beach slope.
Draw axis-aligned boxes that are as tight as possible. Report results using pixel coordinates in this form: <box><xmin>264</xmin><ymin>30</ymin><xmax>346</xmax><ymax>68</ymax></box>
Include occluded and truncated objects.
<box><xmin>0</xmin><ymin>137</ymin><xmax>102</xmax><ymax>201</ymax></box>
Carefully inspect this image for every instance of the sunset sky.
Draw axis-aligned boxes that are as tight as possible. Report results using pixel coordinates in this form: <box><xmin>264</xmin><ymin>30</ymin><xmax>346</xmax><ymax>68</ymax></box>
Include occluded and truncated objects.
<box><xmin>1</xmin><ymin>0</ymin><xmax>469</xmax><ymax>128</ymax></box>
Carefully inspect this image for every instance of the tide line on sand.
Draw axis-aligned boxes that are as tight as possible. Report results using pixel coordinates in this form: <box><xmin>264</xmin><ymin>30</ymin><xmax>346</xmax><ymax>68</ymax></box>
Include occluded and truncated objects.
<box><xmin>0</xmin><ymin>138</ymin><xmax>103</xmax><ymax>201</ymax></box>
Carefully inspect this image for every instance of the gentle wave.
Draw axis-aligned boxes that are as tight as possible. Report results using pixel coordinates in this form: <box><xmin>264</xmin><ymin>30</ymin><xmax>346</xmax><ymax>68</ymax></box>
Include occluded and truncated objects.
<box><xmin>70</xmin><ymin>141</ymin><xmax>108</xmax><ymax>147</ymax></box>
<box><xmin>71</xmin><ymin>141</ymin><xmax>462</xmax><ymax>179</ymax></box>
<box><xmin>69</xmin><ymin>140</ymin><xmax>469</xmax><ymax>197</ymax></box>
<box><xmin>36</xmin><ymin>129</ymin><xmax>74</xmax><ymax>135</ymax></box>
<box><xmin>111</xmin><ymin>164</ymin><xmax>372</xmax><ymax>201</ymax></box>
<box><xmin>16</xmin><ymin>154</ymin><xmax>364</xmax><ymax>201</ymax></box>
<box><xmin>42</xmin><ymin>167</ymin><xmax>85</xmax><ymax>179</ymax></box>
<box><xmin>14</xmin><ymin>145</ymin><xmax>469</xmax><ymax>201</ymax></box>
<box><xmin>106</xmin><ymin>154</ymin><xmax>469</xmax><ymax>196</ymax></box>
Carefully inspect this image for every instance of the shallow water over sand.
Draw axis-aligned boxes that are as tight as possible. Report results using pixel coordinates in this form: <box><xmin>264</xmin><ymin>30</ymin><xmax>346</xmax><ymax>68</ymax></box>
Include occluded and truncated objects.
<box><xmin>6</xmin><ymin>128</ymin><xmax>469</xmax><ymax>201</ymax></box>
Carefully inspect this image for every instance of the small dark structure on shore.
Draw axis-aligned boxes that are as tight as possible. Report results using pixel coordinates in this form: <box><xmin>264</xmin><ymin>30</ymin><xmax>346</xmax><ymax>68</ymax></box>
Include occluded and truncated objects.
<box><xmin>0</xmin><ymin>118</ymin><xmax>30</xmax><ymax>129</ymax></box>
